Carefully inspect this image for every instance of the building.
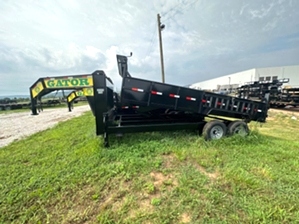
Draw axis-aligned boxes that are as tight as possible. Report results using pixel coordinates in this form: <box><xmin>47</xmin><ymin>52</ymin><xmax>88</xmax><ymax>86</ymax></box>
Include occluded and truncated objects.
<box><xmin>190</xmin><ymin>65</ymin><xmax>299</xmax><ymax>93</ymax></box>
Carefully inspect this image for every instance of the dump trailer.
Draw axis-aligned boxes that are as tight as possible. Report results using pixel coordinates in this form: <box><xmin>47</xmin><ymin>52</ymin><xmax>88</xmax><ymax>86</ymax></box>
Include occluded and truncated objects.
<box><xmin>28</xmin><ymin>55</ymin><xmax>269</xmax><ymax>147</ymax></box>
<box><xmin>92</xmin><ymin>55</ymin><xmax>269</xmax><ymax>147</ymax></box>
<box><xmin>30</xmin><ymin>74</ymin><xmax>98</xmax><ymax>115</ymax></box>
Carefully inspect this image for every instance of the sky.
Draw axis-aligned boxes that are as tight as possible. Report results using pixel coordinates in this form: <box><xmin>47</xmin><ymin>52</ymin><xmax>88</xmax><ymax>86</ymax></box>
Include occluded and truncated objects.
<box><xmin>0</xmin><ymin>0</ymin><xmax>299</xmax><ymax>96</ymax></box>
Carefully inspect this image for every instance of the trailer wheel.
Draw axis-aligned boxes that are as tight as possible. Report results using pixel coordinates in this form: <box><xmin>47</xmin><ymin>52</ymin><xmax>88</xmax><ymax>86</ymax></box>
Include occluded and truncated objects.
<box><xmin>203</xmin><ymin>120</ymin><xmax>227</xmax><ymax>140</ymax></box>
<box><xmin>228</xmin><ymin>121</ymin><xmax>249</xmax><ymax>136</ymax></box>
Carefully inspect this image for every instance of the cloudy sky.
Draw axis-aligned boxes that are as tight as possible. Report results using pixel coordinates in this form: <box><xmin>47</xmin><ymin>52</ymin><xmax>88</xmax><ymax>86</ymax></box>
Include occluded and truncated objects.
<box><xmin>0</xmin><ymin>0</ymin><xmax>299</xmax><ymax>96</ymax></box>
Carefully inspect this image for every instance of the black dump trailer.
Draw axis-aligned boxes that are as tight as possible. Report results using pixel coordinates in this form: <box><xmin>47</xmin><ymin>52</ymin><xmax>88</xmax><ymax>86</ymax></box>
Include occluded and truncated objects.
<box><xmin>29</xmin><ymin>55</ymin><xmax>269</xmax><ymax>147</ymax></box>
<box><xmin>92</xmin><ymin>55</ymin><xmax>269</xmax><ymax>147</ymax></box>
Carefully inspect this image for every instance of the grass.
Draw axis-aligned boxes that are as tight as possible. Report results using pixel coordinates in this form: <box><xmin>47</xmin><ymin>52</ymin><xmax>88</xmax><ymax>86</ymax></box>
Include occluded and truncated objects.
<box><xmin>1</xmin><ymin>110</ymin><xmax>299</xmax><ymax>223</ymax></box>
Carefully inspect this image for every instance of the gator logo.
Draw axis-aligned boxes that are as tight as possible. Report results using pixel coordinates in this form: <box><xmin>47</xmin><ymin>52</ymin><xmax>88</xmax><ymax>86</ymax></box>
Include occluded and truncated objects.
<box><xmin>77</xmin><ymin>90</ymin><xmax>84</xmax><ymax>96</ymax></box>
<box><xmin>35</xmin><ymin>87</ymin><xmax>40</xmax><ymax>93</ymax></box>
<box><xmin>45</xmin><ymin>76</ymin><xmax>93</xmax><ymax>88</ymax></box>
<box><xmin>83</xmin><ymin>87</ymin><xmax>94</xmax><ymax>96</ymax></box>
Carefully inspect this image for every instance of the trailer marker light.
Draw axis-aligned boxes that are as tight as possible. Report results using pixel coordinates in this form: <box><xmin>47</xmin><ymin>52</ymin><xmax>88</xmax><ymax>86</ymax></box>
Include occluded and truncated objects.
<box><xmin>131</xmin><ymin>87</ymin><xmax>144</xmax><ymax>92</ymax></box>
<box><xmin>151</xmin><ymin>91</ymin><xmax>163</xmax><ymax>95</ymax></box>
<box><xmin>186</xmin><ymin>97</ymin><xmax>196</xmax><ymax>101</ymax></box>
<box><xmin>169</xmin><ymin>94</ymin><xmax>180</xmax><ymax>98</ymax></box>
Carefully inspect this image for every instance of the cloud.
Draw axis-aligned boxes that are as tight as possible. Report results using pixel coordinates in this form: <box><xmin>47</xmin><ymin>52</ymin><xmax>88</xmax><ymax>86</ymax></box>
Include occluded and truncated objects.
<box><xmin>0</xmin><ymin>0</ymin><xmax>299</xmax><ymax>95</ymax></box>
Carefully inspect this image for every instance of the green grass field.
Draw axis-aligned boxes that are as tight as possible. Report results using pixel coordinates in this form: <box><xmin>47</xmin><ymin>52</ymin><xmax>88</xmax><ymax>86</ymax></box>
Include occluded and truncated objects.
<box><xmin>1</xmin><ymin>110</ymin><xmax>299</xmax><ymax>223</ymax></box>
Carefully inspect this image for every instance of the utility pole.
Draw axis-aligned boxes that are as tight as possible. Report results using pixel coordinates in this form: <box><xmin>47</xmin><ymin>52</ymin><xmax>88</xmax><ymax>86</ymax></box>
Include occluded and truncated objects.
<box><xmin>157</xmin><ymin>14</ymin><xmax>165</xmax><ymax>83</ymax></box>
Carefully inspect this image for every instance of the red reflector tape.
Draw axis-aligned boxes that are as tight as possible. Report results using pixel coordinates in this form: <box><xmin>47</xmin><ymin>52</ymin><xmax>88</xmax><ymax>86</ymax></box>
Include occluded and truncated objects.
<box><xmin>151</xmin><ymin>91</ymin><xmax>163</xmax><ymax>95</ymax></box>
<box><xmin>257</xmin><ymin>109</ymin><xmax>262</xmax><ymax>112</ymax></box>
<box><xmin>217</xmin><ymin>102</ymin><xmax>222</xmax><ymax>106</ymax></box>
<box><xmin>122</xmin><ymin>106</ymin><xmax>129</xmax><ymax>109</ymax></box>
<box><xmin>131</xmin><ymin>87</ymin><xmax>144</xmax><ymax>92</ymax></box>
<box><xmin>132</xmin><ymin>106</ymin><xmax>139</xmax><ymax>109</ymax></box>
<box><xmin>186</xmin><ymin>97</ymin><xmax>196</xmax><ymax>101</ymax></box>
<box><xmin>202</xmin><ymin>99</ymin><xmax>207</xmax><ymax>103</ymax></box>
<box><xmin>169</xmin><ymin>94</ymin><xmax>180</xmax><ymax>98</ymax></box>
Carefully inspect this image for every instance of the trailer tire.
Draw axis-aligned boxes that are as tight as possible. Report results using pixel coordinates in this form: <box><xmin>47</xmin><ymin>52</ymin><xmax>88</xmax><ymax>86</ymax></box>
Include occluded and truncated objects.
<box><xmin>203</xmin><ymin>120</ymin><xmax>227</xmax><ymax>140</ymax></box>
<box><xmin>228</xmin><ymin>121</ymin><xmax>249</xmax><ymax>136</ymax></box>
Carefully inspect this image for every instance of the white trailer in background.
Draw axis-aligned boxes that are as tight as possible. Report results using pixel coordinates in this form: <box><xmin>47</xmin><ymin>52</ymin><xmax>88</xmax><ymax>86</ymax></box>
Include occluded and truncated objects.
<box><xmin>190</xmin><ymin>65</ymin><xmax>299</xmax><ymax>93</ymax></box>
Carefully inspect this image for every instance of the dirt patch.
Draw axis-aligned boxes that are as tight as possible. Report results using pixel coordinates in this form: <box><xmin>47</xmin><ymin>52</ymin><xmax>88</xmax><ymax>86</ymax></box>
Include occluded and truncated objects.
<box><xmin>150</xmin><ymin>172</ymin><xmax>168</xmax><ymax>188</ymax></box>
<box><xmin>180</xmin><ymin>213</ymin><xmax>191</xmax><ymax>223</ymax></box>
<box><xmin>162</xmin><ymin>154</ymin><xmax>176</xmax><ymax>169</ymax></box>
<box><xmin>150</xmin><ymin>171</ymin><xmax>178</xmax><ymax>189</ymax></box>
<box><xmin>45</xmin><ymin>184</ymin><xmax>99</xmax><ymax>224</ymax></box>
<box><xmin>127</xmin><ymin>197</ymin><xmax>154</xmax><ymax>220</ymax></box>
<box><xmin>192</xmin><ymin>163</ymin><xmax>219</xmax><ymax>182</ymax></box>
<box><xmin>0</xmin><ymin>105</ymin><xmax>91</xmax><ymax>148</ymax></box>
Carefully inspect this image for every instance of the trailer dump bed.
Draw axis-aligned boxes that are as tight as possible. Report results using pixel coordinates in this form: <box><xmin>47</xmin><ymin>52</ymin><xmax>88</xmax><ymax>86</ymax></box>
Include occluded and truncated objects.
<box><xmin>121</xmin><ymin>77</ymin><xmax>267</xmax><ymax>122</ymax></box>
<box><xmin>117</xmin><ymin>55</ymin><xmax>268</xmax><ymax>122</ymax></box>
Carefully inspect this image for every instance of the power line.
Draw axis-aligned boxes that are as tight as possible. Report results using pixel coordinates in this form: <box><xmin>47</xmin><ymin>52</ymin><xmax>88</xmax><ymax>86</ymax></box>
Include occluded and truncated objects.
<box><xmin>144</xmin><ymin>26</ymin><xmax>157</xmax><ymax>58</ymax></box>
<box><xmin>163</xmin><ymin>0</ymin><xmax>199</xmax><ymax>22</ymax></box>
<box><xmin>143</xmin><ymin>0</ymin><xmax>199</xmax><ymax>74</ymax></box>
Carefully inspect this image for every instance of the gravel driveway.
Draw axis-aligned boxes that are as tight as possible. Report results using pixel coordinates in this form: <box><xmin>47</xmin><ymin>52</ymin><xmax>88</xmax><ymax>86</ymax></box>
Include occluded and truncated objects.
<box><xmin>0</xmin><ymin>105</ymin><xmax>91</xmax><ymax>148</ymax></box>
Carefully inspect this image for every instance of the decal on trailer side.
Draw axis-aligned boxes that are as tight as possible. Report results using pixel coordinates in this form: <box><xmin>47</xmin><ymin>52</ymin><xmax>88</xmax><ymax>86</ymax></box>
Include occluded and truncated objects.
<box><xmin>67</xmin><ymin>92</ymin><xmax>77</xmax><ymax>103</ymax></box>
<box><xmin>31</xmin><ymin>81</ymin><xmax>44</xmax><ymax>98</ymax></box>
<box><xmin>83</xmin><ymin>87</ymin><xmax>94</xmax><ymax>96</ymax></box>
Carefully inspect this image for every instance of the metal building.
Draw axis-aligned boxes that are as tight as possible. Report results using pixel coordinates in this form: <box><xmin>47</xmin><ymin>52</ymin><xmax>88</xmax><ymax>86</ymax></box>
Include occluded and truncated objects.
<box><xmin>190</xmin><ymin>65</ymin><xmax>299</xmax><ymax>93</ymax></box>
